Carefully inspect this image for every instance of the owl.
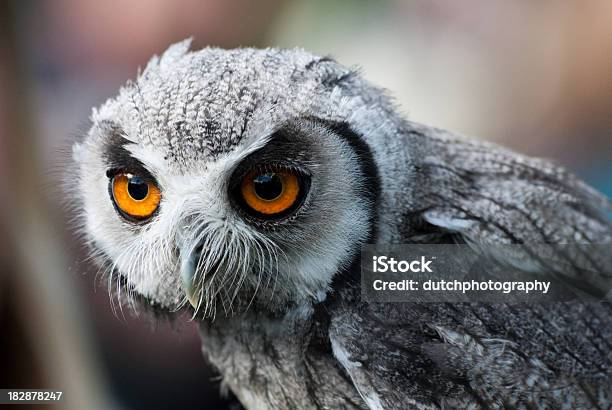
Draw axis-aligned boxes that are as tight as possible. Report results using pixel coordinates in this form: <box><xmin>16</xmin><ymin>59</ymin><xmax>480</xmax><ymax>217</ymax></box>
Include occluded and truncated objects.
<box><xmin>71</xmin><ymin>40</ymin><xmax>612</xmax><ymax>409</ymax></box>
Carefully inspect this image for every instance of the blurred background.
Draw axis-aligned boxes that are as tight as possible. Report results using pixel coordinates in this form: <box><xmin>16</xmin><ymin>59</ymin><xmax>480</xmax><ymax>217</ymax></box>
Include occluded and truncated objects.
<box><xmin>1</xmin><ymin>0</ymin><xmax>611</xmax><ymax>409</ymax></box>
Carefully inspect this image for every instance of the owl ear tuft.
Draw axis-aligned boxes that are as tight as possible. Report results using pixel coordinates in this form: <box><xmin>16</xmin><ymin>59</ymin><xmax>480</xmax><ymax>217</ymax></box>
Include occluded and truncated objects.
<box><xmin>304</xmin><ymin>56</ymin><xmax>360</xmax><ymax>90</ymax></box>
<box><xmin>140</xmin><ymin>38</ymin><xmax>193</xmax><ymax>80</ymax></box>
<box><xmin>160</xmin><ymin>38</ymin><xmax>193</xmax><ymax>64</ymax></box>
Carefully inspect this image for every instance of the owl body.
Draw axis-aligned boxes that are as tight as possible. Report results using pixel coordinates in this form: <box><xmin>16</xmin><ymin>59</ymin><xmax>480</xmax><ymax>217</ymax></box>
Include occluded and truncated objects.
<box><xmin>72</xmin><ymin>40</ymin><xmax>612</xmax><ymax>409</ymax></box>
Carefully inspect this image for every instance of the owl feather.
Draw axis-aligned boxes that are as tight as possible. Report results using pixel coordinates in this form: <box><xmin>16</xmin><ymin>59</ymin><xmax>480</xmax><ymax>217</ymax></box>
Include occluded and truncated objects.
<box><xmin>72</xmin><ymin>40</ymin><xmax>612</xmax><ymax>409</ymax></box>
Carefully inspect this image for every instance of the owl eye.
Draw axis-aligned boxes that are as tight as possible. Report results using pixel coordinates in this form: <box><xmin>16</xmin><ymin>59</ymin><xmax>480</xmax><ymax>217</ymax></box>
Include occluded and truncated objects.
<box><xmin>110</xmin><ymin>173</ymin><xmax>161</xmax><ymax>220</ymax></box>
<box><xmin>239</xmin><ymin>168</ymin><xmax>306</xmax><ymax>218</ymax></box>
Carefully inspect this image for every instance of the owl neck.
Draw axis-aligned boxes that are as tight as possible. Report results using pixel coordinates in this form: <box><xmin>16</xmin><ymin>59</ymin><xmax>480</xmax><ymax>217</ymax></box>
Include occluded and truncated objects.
<box><xmin>198</xmin><ymin>300</ymin><xmax>363</xmax><ymax>409</ymax></box>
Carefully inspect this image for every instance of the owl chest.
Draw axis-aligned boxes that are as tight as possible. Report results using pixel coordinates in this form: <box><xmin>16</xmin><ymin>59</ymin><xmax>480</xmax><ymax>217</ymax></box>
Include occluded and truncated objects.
<box><xmin>199</xmin><ymin>316</ymin><xmax>366</xmax><ymax>410</ymax></box>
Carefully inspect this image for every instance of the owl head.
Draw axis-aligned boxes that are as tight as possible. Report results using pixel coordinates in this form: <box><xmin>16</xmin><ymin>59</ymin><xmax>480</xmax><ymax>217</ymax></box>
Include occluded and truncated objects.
<box><xmin>72</xmin><ymin>39</ymin><xmax>406</xmax><ymax>318</ymax></box>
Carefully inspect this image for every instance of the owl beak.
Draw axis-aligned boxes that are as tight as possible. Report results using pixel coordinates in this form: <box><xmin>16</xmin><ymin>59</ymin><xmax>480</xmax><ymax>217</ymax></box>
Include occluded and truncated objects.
<box><xmin>180</xmin><ymin>244</ymin><xmax>202</xmax><ymax>309</ymax></box>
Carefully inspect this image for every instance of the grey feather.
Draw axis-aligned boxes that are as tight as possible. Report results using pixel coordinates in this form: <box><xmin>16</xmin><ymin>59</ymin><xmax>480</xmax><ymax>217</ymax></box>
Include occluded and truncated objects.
<box><xmin>72</xmin><ymin>40</ymin><xmax>612</xmax><ymax>409</ymax></box>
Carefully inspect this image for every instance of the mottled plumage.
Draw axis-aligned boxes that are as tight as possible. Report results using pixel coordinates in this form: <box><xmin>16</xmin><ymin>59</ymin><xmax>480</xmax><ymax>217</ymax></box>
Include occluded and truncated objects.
<box><xmin>71</xmin><ymin>39</ymin><xmax>612</xmax><ymax>409</ymax></box>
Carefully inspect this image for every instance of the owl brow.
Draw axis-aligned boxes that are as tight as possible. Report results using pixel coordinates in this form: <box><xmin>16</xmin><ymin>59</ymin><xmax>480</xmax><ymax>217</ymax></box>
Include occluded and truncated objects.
<box><xmin>102</xmin><ymin>127</ymin><xmax>156</xmax><ymax>182</ymax></box>
<box><xmin>232</xmin><ymin>128</ymin><xmax>314</xmax><ymax>175</ymax></box>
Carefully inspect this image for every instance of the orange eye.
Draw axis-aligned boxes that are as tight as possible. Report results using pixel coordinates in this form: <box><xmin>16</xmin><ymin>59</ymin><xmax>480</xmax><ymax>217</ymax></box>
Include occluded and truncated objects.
<box><xmin>111</xmin><ymin>173</ymin><xmax>161</xmax><ymax>220</ymax></box>
<box><xmin>240</xmin><ymin>169</ymin><xmax>302</xmax><ymax>216</ymax></box>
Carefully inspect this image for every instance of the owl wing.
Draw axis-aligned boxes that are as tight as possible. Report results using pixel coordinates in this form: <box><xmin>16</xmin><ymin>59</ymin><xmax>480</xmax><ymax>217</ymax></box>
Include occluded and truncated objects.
<box><xmin>328</xmin><ymin>123</ymin><xmax>612</xmax><ymax>409</ymax></box>
<box><xmin>405</xmin><ymin>121</ymin><xmax>612</xmax><ymax>297</ymax></box>
<box><xmin>329</xmin><ymin>297</ymin><xmax>612</xmax><ymax>409</ymax></box>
